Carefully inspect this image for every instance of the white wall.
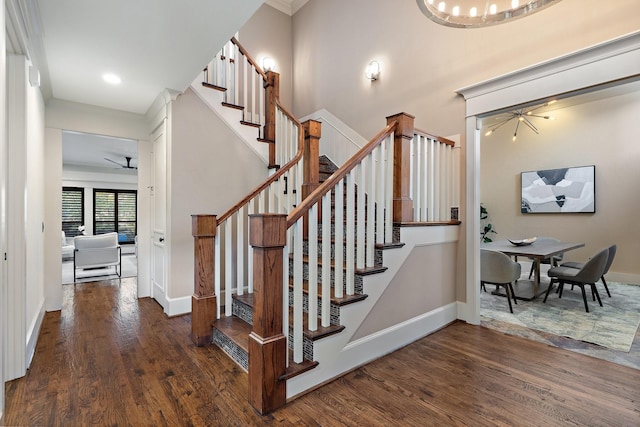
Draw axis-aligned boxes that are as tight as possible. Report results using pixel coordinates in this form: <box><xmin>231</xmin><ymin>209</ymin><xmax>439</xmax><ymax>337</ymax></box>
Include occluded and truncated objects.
<box><xmin>25</xmin><ymin>59</ymin><xmax>46</xmax><ymax>369</ymax></box>
<box><xmin>44</xmin><ymin>100</ymin><xmax>148</xmax><ymax>311</ymax></box>
<box><xmin>481</xmin><ymin>88</ymin><xmax>640</xmax><ymax>282</ymax></box>
<box><xmin>168</xmin><ymin>88</ymin><xmax>269</xmax><ymax>300</ymax></box>
<box><xmin>0</xmin><ymin>0</ymin><xmax>6</xmax><ymax>417</ymax></box>
<box><xmin>5</xmin><ymin>53</ymin><xmax>46</xmax><ymax>382</ymax></box>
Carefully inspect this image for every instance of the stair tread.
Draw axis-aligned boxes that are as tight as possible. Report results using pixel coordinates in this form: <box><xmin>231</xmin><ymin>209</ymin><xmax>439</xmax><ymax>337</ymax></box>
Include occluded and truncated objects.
<box><xmin>212</xmin><ymin>316</ymin><xmax>251</xmax><ymax>353</ymax></box>
<box><xmin>240</xmin><ymin>120</ymin><xmax>261</xmax><ymax>128</ymax></box>
<box><xmin>222</xmin><ymin>101</ymin><xmax>244</xmax><ymax>110</ymax></box>
<box><xmin>281</xmin><ymin>358</ymin><xmax>319</xmax><ymax>381</ymax></box>
<box><xmin>288</xmin><ymin>277</ymin><xmax>368</xmax><ymax>306</ymax></box>
<box><xmin>201</xmin><ymin>82</ymin><xmax>226</xmax><ymax>92</ymax></box>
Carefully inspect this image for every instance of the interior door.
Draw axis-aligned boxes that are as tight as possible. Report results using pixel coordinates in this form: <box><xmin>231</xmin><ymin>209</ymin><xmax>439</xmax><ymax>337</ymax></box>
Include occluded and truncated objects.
<box><xmin>151</xmin><ymin>120</ymin><xmax>167</xmax><ymax>309</ymax></box>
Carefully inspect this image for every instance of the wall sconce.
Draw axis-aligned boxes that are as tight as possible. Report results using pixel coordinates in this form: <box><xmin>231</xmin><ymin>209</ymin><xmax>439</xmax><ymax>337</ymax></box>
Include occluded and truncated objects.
<box><xmin>365</xmin><ymin>60</ymin><xmax>381</xmax><ymax>81</ymax></box>
<box><xmin>261</xmin><ymin>57</ymin><xmax>276</xmax><ymax>73</ymax></box>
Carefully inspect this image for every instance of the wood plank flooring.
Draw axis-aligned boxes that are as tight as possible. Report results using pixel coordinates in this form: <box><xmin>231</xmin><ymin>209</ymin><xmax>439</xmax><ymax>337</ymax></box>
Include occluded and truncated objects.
<box><xmin>4</xmin><ymin>278</ymin><xmax>639</xmax><ymax>426</ymax></box>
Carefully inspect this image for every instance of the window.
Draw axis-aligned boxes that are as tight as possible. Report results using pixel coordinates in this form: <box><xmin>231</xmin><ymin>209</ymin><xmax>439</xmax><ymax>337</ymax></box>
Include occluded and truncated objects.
<box><xmin>62</xmin><ymin>187</ymin><xmax>84</xmax><ymax>237</ymax></box>
<box><xmin>94</xmin><ymin>189</ymin><xmax>137</xmax><ymax>244</ymax></box>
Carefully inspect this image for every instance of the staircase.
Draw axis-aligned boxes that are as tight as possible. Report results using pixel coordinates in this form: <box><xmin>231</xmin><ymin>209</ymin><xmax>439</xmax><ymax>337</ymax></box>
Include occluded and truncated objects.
<box><xmin>189</xmin><ymin>37</ymin><xmax>462</xmax><ymax>415</ymax></box>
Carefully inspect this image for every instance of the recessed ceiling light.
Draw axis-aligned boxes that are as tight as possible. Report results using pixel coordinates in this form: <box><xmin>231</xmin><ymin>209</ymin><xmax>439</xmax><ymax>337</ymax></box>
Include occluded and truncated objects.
<box><xmin>102</xmin><ymin>73</ymin><xmax>121</xmax><ymax>85</ymax></box>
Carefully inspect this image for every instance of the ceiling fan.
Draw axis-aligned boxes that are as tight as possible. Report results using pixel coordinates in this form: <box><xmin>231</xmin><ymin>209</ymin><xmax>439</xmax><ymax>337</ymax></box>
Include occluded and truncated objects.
<box><xmin>104</xmin><ymin>156</ymin><xmax>138</xmax><ymax>170</ymax></box>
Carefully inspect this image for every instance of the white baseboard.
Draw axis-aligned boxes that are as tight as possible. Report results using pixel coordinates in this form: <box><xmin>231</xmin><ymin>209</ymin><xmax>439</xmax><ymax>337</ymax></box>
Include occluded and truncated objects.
<box><xmin>26</xmin><ymin>300</ymin><xmax>46</xmax><ymax>368</ymax></box>
<box><xmin>287</xmin><ymin>302</ymin><xmax>458</xmax><ymax>398</ymax></box>
<box><xmin>165</xmin><ymin>295</ymin><xmax>192</xmax><ymax>317</ymax></box>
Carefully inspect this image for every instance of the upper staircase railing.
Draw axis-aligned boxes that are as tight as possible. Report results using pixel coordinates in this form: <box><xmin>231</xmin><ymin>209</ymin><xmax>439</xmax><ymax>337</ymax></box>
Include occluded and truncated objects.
<box><xmin>204</xmin><ymin>37</ymin><xmax>287</xmax><ymax>167</ymax></box>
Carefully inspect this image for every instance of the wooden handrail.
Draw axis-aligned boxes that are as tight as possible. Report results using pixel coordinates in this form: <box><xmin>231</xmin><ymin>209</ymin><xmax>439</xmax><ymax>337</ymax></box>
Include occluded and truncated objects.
<box><xmin>230</xmin><ymin>36</ymin><xmax>268</xmax><ymax>81</ymax></box>
<box><xmin>414</xmin><ymin>128</ymin><xmax>456</xmax><ymax>146</ymax></box>
<box><xmin>218</xmin><ymin>100</ymin><xmax>304</xmax><ymax>224</ymax></box>
<box><xmin>287</xmin><ymin>121</ymin><xmax>398</xmax><ymax>228</ymax></box>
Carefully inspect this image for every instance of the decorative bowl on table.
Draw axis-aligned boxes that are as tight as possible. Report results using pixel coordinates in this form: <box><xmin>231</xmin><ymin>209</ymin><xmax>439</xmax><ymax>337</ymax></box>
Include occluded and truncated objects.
<box><xmin>508</xmin><ymin>237</ymin><xmax>537</xmax><ymax>246</ymax></box>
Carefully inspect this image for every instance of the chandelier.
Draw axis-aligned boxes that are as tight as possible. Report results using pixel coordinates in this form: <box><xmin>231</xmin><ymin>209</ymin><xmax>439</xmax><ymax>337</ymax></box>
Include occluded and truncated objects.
<box><xmin>484</xmin><ymin>101</ymin><xmax>556</xmax><ymax>141</ymax></box>
<box><xmin>416</xmin><ymin>0</ymin><xmax>563</xmax><ymax>28</ymax></box>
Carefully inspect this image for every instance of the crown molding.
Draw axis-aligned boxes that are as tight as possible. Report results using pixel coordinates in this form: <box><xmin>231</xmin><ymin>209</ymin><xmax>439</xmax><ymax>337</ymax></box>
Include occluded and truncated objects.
<box><xmin>265</xmin><ymin>0</ymin><xmax>309</xmax><ymax>16</ymax></box>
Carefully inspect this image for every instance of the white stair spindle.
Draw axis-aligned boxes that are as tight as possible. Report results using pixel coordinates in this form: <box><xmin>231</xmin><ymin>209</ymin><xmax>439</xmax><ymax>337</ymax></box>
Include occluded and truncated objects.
<box><xmin>224</xmin><ymin>220</ymin><xmax>233</xmax><ymax>316</ymax></box>
<box><xmin>236</xmin><ymin>207</ymin><xmax>244</xmax><ymax>296</ymax></box>
<box><xmin>346</xmin><ymin>171</ymin><xmax>355</xmax><ymax>295</ymax></box>
<box><xmin>214</xmin><ymin>233</ymin><xmax>221</xmax><ymax>318</ymax></box>
<box><xmin>334</xmin><ymin>179</ymin><xmax>344</xmax><ymax>298</ymax></box>
<box><xmin>293</xmin><ymin>219</ymin><xmax>304</xmax><ymax>363</ymax></box>
<box><xmin>366</xmin><ymin>154</ymin><xmax>375</xmax><ymax>268</ymax></box>
<box><xmin>385</xmin><ymin>136</ymin><xmax>394</xmax><ymax>243</ymax></box>
<box><xmin>308</xmin><ymin>204</ymin><xmax>318</xmax><ymax>331</ymax></box>
<box><xmin>321</xmin><ymin>192</ymin><xmax>331</xmax><ymax>327</ymax></box>
<box><xmin>375</xmin><ymin>145</ymin><xmax>385</xmax><ymax>245</ymax></box>
<box><xmin>356</xmin><ymin>163</ymin><xmax>365</xmax><ymax>269</ymax></box>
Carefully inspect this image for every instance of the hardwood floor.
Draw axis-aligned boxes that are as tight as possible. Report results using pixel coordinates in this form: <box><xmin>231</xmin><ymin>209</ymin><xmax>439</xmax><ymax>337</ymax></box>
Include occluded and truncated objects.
<box><xmin>4</xmin><ymin>278</ymin><xmax>639</xmax><ymax>426</ymax></box>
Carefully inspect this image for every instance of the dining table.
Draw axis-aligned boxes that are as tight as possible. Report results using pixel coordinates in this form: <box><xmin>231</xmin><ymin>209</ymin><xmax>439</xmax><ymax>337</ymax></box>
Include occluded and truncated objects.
<box><xmin>481</xmin><ymin>239</ymin><xmax>585</xmax><ymax>300</ymax></box>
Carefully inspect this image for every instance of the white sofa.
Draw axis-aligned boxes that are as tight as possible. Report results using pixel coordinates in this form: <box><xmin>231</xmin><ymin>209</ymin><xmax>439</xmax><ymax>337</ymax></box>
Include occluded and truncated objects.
<box><xmin>73</xmin><ymin>232</ymin><xmax>121</xmax><ymax>282</ymax></box>
<box><xmin>62</xmin><ymin>231</ymin><xmax>74</xmax><ymax>261</ymax></box>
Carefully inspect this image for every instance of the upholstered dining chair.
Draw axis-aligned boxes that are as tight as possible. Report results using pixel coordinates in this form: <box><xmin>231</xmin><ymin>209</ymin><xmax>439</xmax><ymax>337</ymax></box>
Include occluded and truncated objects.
<box><xmin>544</xmin><ymin>247</ymin><xmax>609</xmax><ymax>313</ymax></box>
<box><xmin>481</xmin><ymin>249</ymin><xmax>521</xmax><ymax>313</ymax></box>
<box><xmin>560</xmin><ymin>244</ymin><xmax>617</xmax><ymax>298</ymax></box>
<box><xmin>528</xmin><ymin>237</ymin><xmax>564</xmax><ymax>279</ymax></box>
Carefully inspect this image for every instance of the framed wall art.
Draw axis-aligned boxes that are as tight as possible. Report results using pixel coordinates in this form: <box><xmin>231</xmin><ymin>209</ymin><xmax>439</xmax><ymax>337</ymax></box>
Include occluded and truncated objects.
<box><xmin>521</xmin><ymin>165</ymin><xmax>595</xmax><ymax>213</ymax></box>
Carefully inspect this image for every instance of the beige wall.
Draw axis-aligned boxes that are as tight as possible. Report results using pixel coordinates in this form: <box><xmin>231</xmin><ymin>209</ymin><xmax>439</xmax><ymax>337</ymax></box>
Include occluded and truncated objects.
<box><xmin>240</xmin><ymin>4</ymin><xmax>293</xmax><ymax>109</ymax></box>
<box><xmin>481</xmin><ymin>88</ymin><xmax>640</xmax><ymax>279</ymax></box>
<box><xmin>289</xmin><ymin>0</ymin><xmax>639</xmax><ymax>301</ymax></box>
<box><xmin>352</xmin><ymin>242</ymin><xmax>457</xmax><ymax>340</ymax></box>
<box><xmin>291</xmin><ymin>0</ymin><xmax>640</xmax><ymax>139</ymax></box>
<box><xmin>168</xmin><ymin>88</ymin><xmax>268</xmax><ymax>298</ymax></box>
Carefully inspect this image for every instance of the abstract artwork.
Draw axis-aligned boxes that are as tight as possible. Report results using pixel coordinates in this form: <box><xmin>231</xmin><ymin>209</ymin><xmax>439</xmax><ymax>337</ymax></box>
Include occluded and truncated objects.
<box><xmin>521</xmin><ymin>165</ymin><xmax>595</xmax><ymax>213</ymax></box>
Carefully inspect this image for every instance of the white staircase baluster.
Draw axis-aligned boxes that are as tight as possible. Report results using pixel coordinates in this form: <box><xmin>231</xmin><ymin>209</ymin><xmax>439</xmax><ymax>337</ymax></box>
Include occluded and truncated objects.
<box><xmin>334</xmin><ymin>178</ymin><xmax>344</xmax><ymax>298</ymax></box>
<box><xmin>427</xmin><ymin>137</ymin><xmax>435</xmax><ymax>222</ymax></box>
<box><xmin>214</xmin><ymin>233</ymin><xmax>221</xmax><ymax>318</ymax></box>
<box><xmin>346</xmin><ymin>171</ymin><xmax>355</xmax><ymax>295</ymax></box>
<box><xmin>366</xmin><ymin>154</ymin><xmax>375</xmax><ymax>268</ymax></box>
<box><xmin>321</xmin><ymin>192</ymin><xmax>331</xmax><ymax>328</ymax></box>
<box><xmin>308</xmin><ymin>204</ymin><xmax>318</xmax><ymax>331</ymax></box>
<box><xmin>356</xmin><ymin>163</ymin><xmax>365</xmax><ymax>270</ymax></box>
<box><xmin>375</xmin><ymin>145</ymin><xmax>384</xmax><ymax>246</ymax></box>
<box><xmin>385</xmin><ymin>136</ymin><xmax>393</xmax><ymax>243</ymax></box>
<box><xmin>236</xmin><ymin>206</ymin><xmax>244</xmax><ymax>296</ymax></box>
<box><xmin>293</xmin><ymin>218</ymin><xmax>304</xmax><ymax>363</ymax></box>
<box><xmin>224</xmin><ymin>220</ymin><xmax>233</xmax><ymax>316</ymax></box>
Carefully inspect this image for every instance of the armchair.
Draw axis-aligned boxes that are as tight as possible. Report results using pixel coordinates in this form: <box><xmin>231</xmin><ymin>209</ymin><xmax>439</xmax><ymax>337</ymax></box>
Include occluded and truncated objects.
<box><xmin>73</xmin><ymin>232</ymin><xmax>121</xmax><ymax>282</ymax></box>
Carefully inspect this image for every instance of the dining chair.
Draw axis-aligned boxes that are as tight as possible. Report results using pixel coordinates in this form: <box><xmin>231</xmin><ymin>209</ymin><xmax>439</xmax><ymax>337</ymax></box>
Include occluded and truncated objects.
<box><xmin>528</xmin><ymin>237</ymin><xmax>564</xmax><ymax>279</ymax></box>
<box><xmin>481</xmin><ymin>249</ymin><xmax>520</xmax><ymax>313</ymax></box>
<box><xmin>560</xmin><ymin>244</ymin><xmax>616</xmax><ymax>298</ymax></box>
<box><xmin>544</xmin><ymin>247</ymin><xmax>609</xmax><ymax>313</ymax></box>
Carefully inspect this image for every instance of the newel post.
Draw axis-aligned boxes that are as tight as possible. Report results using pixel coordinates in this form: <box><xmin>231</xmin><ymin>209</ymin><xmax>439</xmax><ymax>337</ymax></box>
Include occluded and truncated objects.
<box><xmin>387</xmin><ymin>112</ymin><xmax>415</xmax><ymax>223</ymax></box>
<box><xmin>301</xmin><ymin>119</ymin><xmax>322</xmax><ymax>234</ymax></box>
<box><xmin>248</xmin><ymin>214</ymin><xmax>287</xmax><ymax>414</ymax></box>
<box><xmin>263</xmin><ymin>70</ymin><xmax>280</xmax><ymax>167</ymax></box>
<box><xmin>191</xmin><ymin>214</ymin><xmax>217</xmax><ymax>346</ymax></box>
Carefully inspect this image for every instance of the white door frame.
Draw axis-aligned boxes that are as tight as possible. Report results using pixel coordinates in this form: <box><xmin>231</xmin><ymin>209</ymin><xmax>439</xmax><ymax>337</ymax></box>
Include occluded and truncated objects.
<box><xmin>456</xmin><ymin>31</ymin><xmax>640</xmax><ymax>324</ymax></box>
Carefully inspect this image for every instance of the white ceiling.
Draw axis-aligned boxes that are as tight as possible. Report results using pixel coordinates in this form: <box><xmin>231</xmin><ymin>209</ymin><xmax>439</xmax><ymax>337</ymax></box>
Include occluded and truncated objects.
<box><xmin>32</xmin><ymin>0</ymin><xmax>264</xmax><ymax>115</ymax></box>
<box><xmin>13</xmin><ymin>0</ymin><xmax>265</xmax><ymax>169</ymax></box>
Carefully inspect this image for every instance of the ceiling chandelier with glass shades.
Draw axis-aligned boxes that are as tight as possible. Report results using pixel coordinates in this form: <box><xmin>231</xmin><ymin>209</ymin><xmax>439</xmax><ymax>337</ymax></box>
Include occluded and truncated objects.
<box><xmin>484</xmin><ymin>101</ymin><xmax>556</xmax><ymax>141</ymax></box>
<box><xmin>416</xmin><ymin>0</ymin><xmax>563</xmax><ymax>28</ymax></box>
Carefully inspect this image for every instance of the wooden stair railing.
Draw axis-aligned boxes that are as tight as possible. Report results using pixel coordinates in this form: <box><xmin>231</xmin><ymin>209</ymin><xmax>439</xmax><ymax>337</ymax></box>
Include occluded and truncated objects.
<box><xmin>248</xmin><ymin>113</ymin><xmax>461</xmax><ymax>414</ymax></box>
<box><xmin>204</xmin><ymin>37</ymin><xmax>286</xmax><ymax>167</ymax></box>
<box><xmin>190</xmin><ymin>108</ymin><xmax>322</xmax><ymax>347</ymax></box>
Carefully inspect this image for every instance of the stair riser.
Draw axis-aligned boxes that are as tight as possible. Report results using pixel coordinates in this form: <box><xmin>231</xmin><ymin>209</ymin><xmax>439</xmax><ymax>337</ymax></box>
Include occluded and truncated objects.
<box><xmin>233</xmin><ymin>289</ymin><xmax>341</xmax><ymax>327</ymax></box>
<box><xmin>287</xmin><ymin>289</ymin><xmax>341</xmax><ymax>326</ymax></box>
<box><xmin>302</xmin><ymin>240</ymin><xmax>384</xmax><ymax>267</ymax></box>
<box><xmin>213</xmin><ymin>329</ymin><xmax>248</xmax><ymax>371</ymax></box>
<box><xmin>289</xmin><ymin>261</ymin><xmax>364</xmax><ymax>294</ymax></box>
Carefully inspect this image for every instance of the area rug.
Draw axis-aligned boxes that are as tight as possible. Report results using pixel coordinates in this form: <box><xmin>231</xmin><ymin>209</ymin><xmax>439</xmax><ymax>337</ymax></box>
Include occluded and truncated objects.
<box><xmin>481</xmin><ymin>281</ymin><xmax>640</xmax><ymax>352</ymax></box>
<box><xmin>62</xmin><ymin>254</ymin><xmax>137</xmax><ymax>284</ymax></box>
